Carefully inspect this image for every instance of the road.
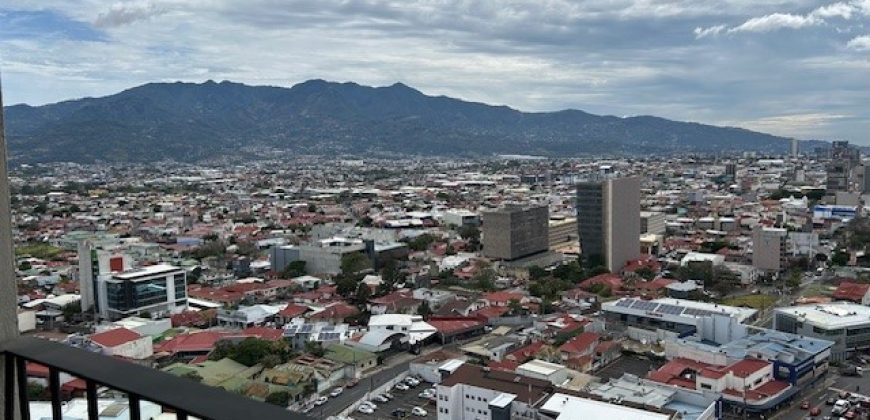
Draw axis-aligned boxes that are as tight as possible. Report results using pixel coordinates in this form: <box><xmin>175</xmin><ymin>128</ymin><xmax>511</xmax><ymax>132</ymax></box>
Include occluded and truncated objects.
<box><xmin>311</xmin><ymin>361</ymin><xmax>412</xmax><ymax>418</ymax></box>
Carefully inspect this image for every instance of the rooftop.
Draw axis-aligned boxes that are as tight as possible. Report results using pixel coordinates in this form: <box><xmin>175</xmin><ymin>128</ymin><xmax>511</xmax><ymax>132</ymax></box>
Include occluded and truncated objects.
<box><xmin>112</xmin><ymin>263</ymin><xmax>183</xmax><ymax>280</ymax></box>
<box><xmin>439</xmin><ymin>363</ymin><xmax>553</xmax><ymax>406</ymax></box>
<box><xmin>775</xmin><ymin>302</ymin><xmax>870</xmax><ymax>329</ymax></box>
<box><xmin>540</xmin><ymin>393</ymin><xmax>671</xmax><ymax>420</ymax></box>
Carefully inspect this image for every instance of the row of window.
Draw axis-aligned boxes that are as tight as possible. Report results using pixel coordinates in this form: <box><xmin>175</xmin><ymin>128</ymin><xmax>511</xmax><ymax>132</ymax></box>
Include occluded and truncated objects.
<box><xmin>466</xmin><ymin>407</ymin><xmax>488</xmax><ymax>415</ymax></box>
<box><xmin>466</xmin><ymin>394</ymin><xmax>487</xmax><ymax>402</ymax></box>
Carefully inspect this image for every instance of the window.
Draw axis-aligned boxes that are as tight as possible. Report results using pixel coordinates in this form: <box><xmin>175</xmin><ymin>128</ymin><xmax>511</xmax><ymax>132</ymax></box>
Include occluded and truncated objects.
<box><xmin>174</xmin><ymin>275</ymin><xmax>186</xmax><ymax>300</ymax></box>
<box><xmin>700</xmin><ymin>383</ymin><xmax>712</xmax><ymax>390</ymax></box>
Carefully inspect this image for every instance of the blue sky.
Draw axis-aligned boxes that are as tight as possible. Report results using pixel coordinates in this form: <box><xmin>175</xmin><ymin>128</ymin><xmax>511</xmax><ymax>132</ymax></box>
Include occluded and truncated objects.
<box><xmin>2</xmin><ymin>0</ymin><xmax>870</xmax><ymax>143</ymax></box>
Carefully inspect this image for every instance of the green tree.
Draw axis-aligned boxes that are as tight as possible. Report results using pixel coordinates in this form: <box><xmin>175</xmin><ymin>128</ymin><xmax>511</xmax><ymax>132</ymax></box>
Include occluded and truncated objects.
<box><xmin>528</xmin><ymin>265</ymin><xmax>548</xmax><ymax>281</ymax></box>
<box><xmin>634</xmin><ymin>266</ymin><xmax>656</xmax><ymax>281</ymax></box>
<box><xmin>265</xmin><ymin>391</ymin><xmax>290</xmax><ymax>407</ymax></box>
<box><xmin>507</xmin><ymin>299</ymin><xmax>524</xmax><ymax>316</ymax></box>
<box><xmin>472</xmin><ymin>266</ymin><xmax>497</xmax><ymax>291</ymax></box>
<box><xmin>341</xmin><ymin>252</ymin><xmax>371</xmax><ymax>275</ymax></box>
<box><xmin>417</xmin><ymin>301</ymin><xmax>432</xmax><ymax>318</ymax></box>
<box><xmin>356</xmin><ymin>283</ymin><xmax>372</xmax><ymax>303</ymax></box>
<box><xmin>786</xmin><ymin>270</ymin><xmax>802</xmax><ymax>289</ymax></box>
<box><xmin>61</xmin><ymin>301</ymin><xmax>81</xmax><ymax>321</ymax></box>
<box><xmin>587</xmin><ymin>266</ymin><xmax>610</xmax><ymax>277</ymax></box>
<box><xmin>380</xmin><ymin>260</ymin><xmax>403</xmax><ymax>287</ymax></box>
<box><xmin>280</xmin><ymin>261</ymin><xmax>307</xmax><ymax>278</ymax></box>
<box><xmin>832</xmin><ymin>250</ymin><xmax>850</xmax><ymax>266</ymax></box>
<box><xmin>27</xmin><ymin>382</ymin><xmax>46</xmax><ymax>400</ymax></box>
<box><xmin>336</xmin><ymin>275</ymin><xmax>360</xmax><ymax>298</ymax></box>
<box><xmin>407</xmin><ymin>234</ymin><xmax>435</xmax><ymax>252</ymax></box>
<box><xmin>304</xmin><ymin>341</ymin><xmax>326</xmax><ymax>357</ymax></box>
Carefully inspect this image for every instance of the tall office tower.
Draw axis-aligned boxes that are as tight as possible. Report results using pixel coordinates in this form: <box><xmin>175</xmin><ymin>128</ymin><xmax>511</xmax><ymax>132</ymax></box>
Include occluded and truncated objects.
<box><xmin>752</xmin><ymin>227</ymin><xmax>787</xmax><ymax>272</ymax></box>
<box><xmin>827</xmin><ymin>141</ymin><xmax>860</xmax><ymax>192</ymax></box>
<box><xmin>725</xmin><ymin>163</ymin><xmax>737</xmax><ymax>181</ymax></box>
<box><xmin>481</xmin><ymin>204</ymin><xmax>549</xmax><ymax>260</ymax></box>
<box><xmin>863</xmin><ymin>161</ymin><xmax>870</xmax><ymax>194</ymax></box>
<box><xmin>791</xmin><ymin>139</ymin><xmax>799</xmax><ymax>157</ymax></box>
<box><xmin>576</xmin><ymin>176</ymin><xmax>641</xmax><ymax>272</ymax></box>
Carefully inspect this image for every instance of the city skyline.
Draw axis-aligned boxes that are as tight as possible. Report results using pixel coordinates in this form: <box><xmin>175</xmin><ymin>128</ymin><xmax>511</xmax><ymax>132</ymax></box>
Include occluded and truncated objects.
<box><xmin>2</xmin><ymin>1</ymin><xmax>870</xmax><ymax>143</ymax></box>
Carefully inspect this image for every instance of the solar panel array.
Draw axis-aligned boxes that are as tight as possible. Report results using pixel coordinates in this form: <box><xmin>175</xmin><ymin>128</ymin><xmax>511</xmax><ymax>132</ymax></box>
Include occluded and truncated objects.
<box><xmin>299</xmin><ymin>324</ymin><xmax>314</xmax><ymax>333</ymax></box>
<box><xmin>613</xmin><ymin>298</ymin><xmax>728</xmax><ymax>318</ymax></box>
<box><xmin>319</xmin><ymin>332</ymin><xmax>341</xmax><ymax>341</ymax></box>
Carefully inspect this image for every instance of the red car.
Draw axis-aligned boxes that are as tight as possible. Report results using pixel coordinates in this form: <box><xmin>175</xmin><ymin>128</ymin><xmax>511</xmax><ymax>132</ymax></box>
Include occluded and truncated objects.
<box><xmin>844</xmin><ymin>410</ymin><xmax>857</xmax><ymax>419</ymax></box>
<box><xmin>800</xmin><ymin>400</ymin><xmax>810</xmax><ymax>409</ymax></box>
<box><xmin>810</xmin><ymin>407</ymin><xmax>821</xmax><ymax>416</ymax></box>
<box><xmin>346</xmin><ymin>379</ymin><xmax>359</xmax><ymax>388</ymax></box>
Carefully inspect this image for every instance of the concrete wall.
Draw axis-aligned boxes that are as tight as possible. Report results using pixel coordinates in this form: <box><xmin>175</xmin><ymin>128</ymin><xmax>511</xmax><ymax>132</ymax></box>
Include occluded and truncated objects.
<box><xmin>482</xmin><ymin>205</ymin><xmax>549</xmax><ymax>260</ymax></box>
<box><xmin>605</xmin><ymin>177</ymin><xmax>641</xmax><ymax>272</ymax></box>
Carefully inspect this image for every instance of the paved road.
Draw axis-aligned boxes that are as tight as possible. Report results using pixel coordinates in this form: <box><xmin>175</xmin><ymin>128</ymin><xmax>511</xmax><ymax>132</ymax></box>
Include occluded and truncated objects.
<box><xmin>310</xmin><ymin>361</ymin><xmax>412</xmax><ymax>418</ymax></box>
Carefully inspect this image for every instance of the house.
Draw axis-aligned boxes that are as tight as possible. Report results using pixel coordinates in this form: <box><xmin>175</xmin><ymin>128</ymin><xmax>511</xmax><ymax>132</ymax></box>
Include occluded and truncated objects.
<box><xmin>89</xmin><ymin>327</ymin><xmax>153</xmax><ymax>360</ymax></box>
<box><xmin>276</xmin><ymin>304</ymin><xmax>310</xmax><ymax>325</ymax></box>
<box><xmin>832</xmin><ymin>281</ymin><xmax>870</xmax><ymax>304</ymax></box>
<box><xmin>323</xmin><ymin>344</ymin><xmax>377</xmax><ymax>377</ymax></box>
<box><xmin>578</xmin><ymin>273</ymin><xmax>623</xmax><ymax>293</ymax></box>
<box><xmin>559</xmin><ymin>332</ymin><xmax>600</xmax><ymax>360</ymax></box>
<box><xmin>367</xmin><ymin>290</ymin><xmax>421</xmax><ymax>315</ymax></box>
<box><xmin>480</xmin><ymin>291</ymin><xmax>526</xmax><ymax>307</ymax></box>
<box><xmin>307</xmin><ymin>302</ymin><xmax>360</xmax><ymax>324</ymax></box>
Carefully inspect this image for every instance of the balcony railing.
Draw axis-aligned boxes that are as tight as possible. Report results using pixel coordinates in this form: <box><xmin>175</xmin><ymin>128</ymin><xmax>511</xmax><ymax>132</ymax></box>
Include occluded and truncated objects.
<box><xmin>1</xmin><ymin>336</ymin><xmax>313</xmax><ymax>420</ymax></box>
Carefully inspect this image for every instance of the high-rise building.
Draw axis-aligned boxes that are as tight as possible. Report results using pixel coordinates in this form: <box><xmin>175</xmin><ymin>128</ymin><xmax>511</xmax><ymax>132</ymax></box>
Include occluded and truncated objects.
<box><xmin>752</xmin><ymin>227</ymin><xmax>787</xmax><ymax>272</ymax></box>
<box><xmin>827</xmin><ymin>141</ymin><xmax>861</xmax><ymax>193</ymax></box>
<box><xmin>791</xmin><ymin>138</ymin><xmax>799</xmax><ymax>157</ymax></box>
<box><xmin>576</xmin><ymin>176</ymin><xmax>641</xmax><ymax>272</ymax></box>
<box><xmin>481</xmin><ymin>204</ymin><xmax>549</xmax><ymax>260</ymax></box>
<box><xmin>640</xmin><ymin>211</ymin><xmax>666</xmax><ymax>235</ymax></box>
<box><xmin>725</xmin><ymin>163</ymin><xmax>737</xmax><ymax>180</ymax></box>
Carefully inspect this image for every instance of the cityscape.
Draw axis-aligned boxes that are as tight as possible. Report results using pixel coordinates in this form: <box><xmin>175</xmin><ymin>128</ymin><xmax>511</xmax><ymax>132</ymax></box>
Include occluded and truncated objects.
<box><xmin>3</xmin><ymin>2</ymin><xmax>870</xmax><ymax>420</ymax></box>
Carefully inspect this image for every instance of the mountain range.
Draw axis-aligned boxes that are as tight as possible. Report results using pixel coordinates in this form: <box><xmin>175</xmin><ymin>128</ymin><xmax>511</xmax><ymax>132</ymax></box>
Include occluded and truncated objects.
<box><xmin>3</xmin><ymin>79</ymin><xmax>822</xmax><ymax>163</ymax></box>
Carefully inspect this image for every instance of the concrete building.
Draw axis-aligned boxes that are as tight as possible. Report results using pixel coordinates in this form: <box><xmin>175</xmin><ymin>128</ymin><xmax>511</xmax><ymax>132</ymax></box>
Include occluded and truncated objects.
<box><xmin>576</xmin><ymin>176</ymin><xmax>641</xmax><ymax>272</ymax></box>
<box><xmin>96</xmin><ymin>264</ymin><xmax>188</xmax><ymax>321</ymax></box>
<box><xmin>602</xmin><ymin>297</ymin><xmax>757</xmax><ymax>336</ymax></box>
<box><xmin>443</xmin><ymin>210</ymin><xmax>481</xmax><ymax>227</ymax></box>
<box><xmin>774</xmin><ymin>303</ymin><xmax>870</xmax><ymax>361</ymax></box>
<box><xmin>78</xmin><ymin>240</ymin><xmax>134</xmax><ymax>314</ymax></box>
<box><xmin>270</xmin><ymin>237</ymin><xmax>407</xmax><ymax>275</ymax></box>
<box><xmin>548</xmin><ymin>217</ymin><xmax>578</xmax><ymax>248</ymax></box>
<box><xmin>752</xmin><ymin>227</ymin><xmax>787</xmax><ymax>272</ymax></box>
<box><xmin>436</xmin><ymin>363</ymin><xmax>552</xmax><ymax>420</ymax></box>
<box><xmin>481</xmin><ymin>204</ymin><xmax>549</xmax><ymax>261</ymax></box>
<box><xmin>640</xmin><ymin>211</ymin><xmax>666</xmax><ymax>235</ymax></box>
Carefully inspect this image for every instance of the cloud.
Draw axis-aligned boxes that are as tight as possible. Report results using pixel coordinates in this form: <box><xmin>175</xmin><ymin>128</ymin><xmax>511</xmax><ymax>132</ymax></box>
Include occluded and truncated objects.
<box><xmin>93</xmin><ymin>2</ymin><xmax>167</xmax><ymax>28</ymax></box>
<box><xmin>729</xmin><ymin>113</ymin><xmax>850</xmax><ymax>137</ymax></box>
<box><xmin>694</xmin><ymin>24</ymin><xmax>726</xmax><ymax>38</ymax></box>
<box><xmin>729</xmin><ymin>12</ymin><xmax>822</xmax><ymax>33</ymax></box>
<box><xmin>847</xmin><ymin>34</ymin><xmax>870</xmax><ymax>49</ymax></box>
<box><xmin>811</xmin><ymin>2</ymin><xmax>856</xmax><ymax>19</ymax></box>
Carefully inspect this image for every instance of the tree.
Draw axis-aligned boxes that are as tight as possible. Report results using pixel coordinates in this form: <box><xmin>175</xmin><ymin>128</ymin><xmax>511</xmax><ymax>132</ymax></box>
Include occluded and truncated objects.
<box><xmin>27</xmin><ymin>382</ymin><xmax>46</xmax><ymax>400</ymax></box>
<box><xmin>507</xmin><ymin>299</ymin><xmax>524</xmax><ymax>316</ymax></box>
<box><xmin>832</xmin><ymin>250</ymin><xmax>850</xmax><ymax>266</ymax></box>
<box><xmin>62</xmin><ymin>301</ymin><xmax>81</xmax><ymax>321</ymax></box>
<box><xmin>786</xmin><ymin>270</ymin><xmax>802</xmax><ymax>289</ymax></box>
<box><xmin>341</xmin><ymin>252</ymin><xmax>371</xmax><ymax>275</ymax></box>
<box><xmin>380</xmin><ymin>260</ymin><xmax>403</xmax><ymax>288</ymax></box>
<box><xmin>588</xmin><ymin>266</ymin><xmax>610</xmax><ymax>277</ymax></box>
<box><xmin>528</xmin><ymin>265</ymin><xmax>548</xmax><ymax>281</ymax></box>
<box><xmin>265</xmin><ymin>391</ymin><xmax>290</xmax><ymax>407</ymax></box>
<box><xmin>407</xmin><ymin>234</ymin><xmax>435</xmax><ymax>252</ymax></box>
<box><xmin>472</xmin><ymin>265</ymin><xmax>497</xmax><ymax>291</ymax></box>
<box><xmin>634</xmin><ymin>266</ymin><xmax>656</xmax><ymax>281</ymax></box>
<box><xmin>336</xmin><ymin>275</ymin><xmax>360</xmax><ymax>297</ymax></box>
<box><xmin>304</xmin><ymin>341</ymin><xmax>326</xmax><ymax>357</ymax></box>
<box><xmin>356</xmin><ymin>283</ymin><xmax>372</xmax><ymax>303</ymax></box>
<box><xmin>417</xmin><ymin>301</ymin><xmax>432</xmax><ymax>318</ymax></box>
<box><xmin>210</xmin><ymin>338</ymin><xmax>288</xmax><ymax>367</ymax></box>
<box><xmin>280</xmin><ymin>261</ymin><xmax>307</xmax><ymax>279</ymax></box>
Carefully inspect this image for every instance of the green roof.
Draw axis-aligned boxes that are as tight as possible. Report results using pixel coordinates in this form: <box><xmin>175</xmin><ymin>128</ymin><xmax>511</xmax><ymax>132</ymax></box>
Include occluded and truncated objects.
<box><xmin>323</xmin><ymin>344</ymin><xmax>376</xmax><ymax>364</ymax></box>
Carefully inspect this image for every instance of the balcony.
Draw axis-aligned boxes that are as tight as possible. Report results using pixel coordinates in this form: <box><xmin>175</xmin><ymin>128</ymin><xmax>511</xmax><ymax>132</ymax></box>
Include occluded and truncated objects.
<box><xmin>1</xmin><ymin>336</ymin><xmax>313</xmax><ymax>420</ymax></box>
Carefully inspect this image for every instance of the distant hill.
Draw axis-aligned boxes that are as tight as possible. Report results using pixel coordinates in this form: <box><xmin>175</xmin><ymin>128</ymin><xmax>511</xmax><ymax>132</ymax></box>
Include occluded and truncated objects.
<box><xmin>3</xmin><ymin>79</ymin><xmax>821</xmax><ymax>163</ymax></box>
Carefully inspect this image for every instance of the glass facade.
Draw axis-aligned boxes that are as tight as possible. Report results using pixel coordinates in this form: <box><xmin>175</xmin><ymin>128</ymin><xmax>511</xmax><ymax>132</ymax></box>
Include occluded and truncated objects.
<box><xmin>106</xmin><ymin>281</ymin><xmax>129</xmax><ymax>311</ymax></box>
<box><xmin>174</xmin><ymin>275</ymin><xmax>187</xmax><ymax>300</ymax></box>
<box><xmin>133</xmin><ymin>279</ymin><xmax>167</xmax><ymax>308</ymax></box>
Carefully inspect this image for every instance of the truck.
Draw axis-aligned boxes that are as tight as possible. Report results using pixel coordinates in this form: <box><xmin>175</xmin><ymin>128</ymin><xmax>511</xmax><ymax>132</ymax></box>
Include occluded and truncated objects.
<box><xmin>840</xmin><ymin>365</ymin><xmax>864</xmax><ymax>377</ymax></box>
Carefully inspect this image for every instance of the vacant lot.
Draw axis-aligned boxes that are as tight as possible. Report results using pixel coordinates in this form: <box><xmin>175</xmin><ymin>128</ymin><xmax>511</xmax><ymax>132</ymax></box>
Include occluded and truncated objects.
<box><xmin>722</xmin><ymin>294</ymin><xmax>777</xmax><ymax>309</ymax></box>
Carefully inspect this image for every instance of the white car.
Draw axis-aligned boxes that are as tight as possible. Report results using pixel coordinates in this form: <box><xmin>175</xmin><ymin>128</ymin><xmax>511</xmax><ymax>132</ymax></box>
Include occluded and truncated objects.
<box><xmin>404</xmin><ymin>377</ymin><xmax>420</xmax><ymax>386</ymax></box>
<box><xmin>374</xmin><ymin>395</ymin><xmax>389</xmax><ymax>403</ymax></box>
<box><xmin>329</xmin><ymin>387</ymin><xmax>344</xmax><ymax>397</ymax></box>
<box><xmin>412</xmin><ymin>407</ymin><xmax>428</xmax><ymax>416</ymax></box>
<box><xmin>418</xmin><ymin>390</ymin><xmax>434</xmax><ymax>399</ymax></box>
<box><xmin>382</xmin><ymin>392</ymin><xmax>394</xmax><ymax>400</ymax></box>
<box><xmin>315</xmin><ymin>396</ymin><xmax>328</xmax><ymax>406</ymax></box>
<box><xmin>395</xmin><ymin>382</ymin><xmax>410</xmax><ymax>391</ymax></box>
<box><xmin>361</xmin><ymin>401</ymin><xmax>377</xmax><ymax>410</ymax></box>
<box><xmin>357</xmin><ymin>405</ymin><xmax>374</xmax><ymax>414</ymax></box>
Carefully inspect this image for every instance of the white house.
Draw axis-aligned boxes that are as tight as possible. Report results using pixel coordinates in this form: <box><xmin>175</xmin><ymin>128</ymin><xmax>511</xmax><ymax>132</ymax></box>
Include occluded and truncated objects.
<box><xmin>89</xmin><ymin>327</ymin><xmax>154</xmax><ymax>360</ymax></box>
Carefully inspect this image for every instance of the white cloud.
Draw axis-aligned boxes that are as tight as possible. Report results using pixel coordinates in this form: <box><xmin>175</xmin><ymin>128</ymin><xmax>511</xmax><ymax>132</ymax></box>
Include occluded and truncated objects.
<box><xmin>93</xmin><ymin>1</ymin><xmax>167</xmax><ymax>28</ymax></box>
<box><xmin>812</xmin><ymin>2</ymin><xmax>855</xmax><ymax>19</ymax></box>
<box><xmin>847</xmin><ymin>34</ymin><xmax>870</xmax><ymax>50</ymax></box>
<box><xmin>694</xmin><ymin>24</ymin><xmax>726</xmax><ymax>38</ymax></box>
<box><xmin>729</xmin><ymin>12</ymin><xmax>822</xmax><ymax>33</ymax></box>
<box><xmin>729</xmin><ymin>112</ymin><xmax>849</xmax><ymax>137</ymax></box>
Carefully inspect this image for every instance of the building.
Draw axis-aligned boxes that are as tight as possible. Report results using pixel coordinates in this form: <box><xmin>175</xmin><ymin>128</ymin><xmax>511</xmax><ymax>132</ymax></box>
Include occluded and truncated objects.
<box><xmin>640</xmin><ymin>211</ymin><xmax>666</xmax><ymax>235</ymax></box>
<box><xmin>576</xmin><ymin>176</ymin><xmax>641</xmax><ymax>272</ymax></box>
<box><xmin>436</xmin><ymin>363</ymin><xmax>553</xmax><ymax>420</ymax></box>
<box><xmin>602</xmin><ymin>297</ymin><xmax>757</xmax><ymax>336</ymax></box>
<box><xmin>443</xmin><ymin>210</ymin><xmax>481</xmax><ymax>227</ymax></box>
<box><xmin>270</xmin><ymin>237</ymin><xmax>408</xmax><ymax>275</ymax></box>
<box><xmin>89</xmin><ymin>327</ymin><xmax>154</xmax><ymax>360</ymax></box>
<box><xmin>791</xmin><ymin>139</ymin><xmax>799</xmax><ymax>157</ymax></box>
<box><xmin>78</xmin><ymin>240</ymin><xmax>134</xmax><ymax>314</ymax></box>
<box><xmin>548</xmin><ymin>217</ymin><xmax>578</xmax><ymax>248</ymax></box>
<box><xmin>95</xmin><ymin>264</ymin><xmax>188</xmax><ymax>321</ymax></box>
<box><xmin>481</xmin><ymin>204</ymin><xmax>549</xmax><ymax>260</ymax></box>
<box><xmin>826</xmin><ymin>141</ymin><xmax>860</xmax><ymax>192</ymax></box>
<box><xmin>774</xmin><ymin>303</ymin><xmax>870</xmax><ymax>361</ymax></box>
<box><xmin>352</xmin><ymin>314</ymin><xmax>437</xmax><ymax>353</ymax></box>
<box><xmin>752</xmin><ymin>227</ymin><xmax>787</xmax><ymax>272</ymax></box>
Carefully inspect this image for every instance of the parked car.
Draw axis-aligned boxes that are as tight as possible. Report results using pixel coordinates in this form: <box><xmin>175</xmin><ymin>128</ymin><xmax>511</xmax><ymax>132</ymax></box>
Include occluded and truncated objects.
<box><xmin>418</xmin><ymin>390</ymin><xmax>435</xmax><ymax>399</ymax></box>
<box><xmin>330</xmin><ymin>387</ymin><xmax>344</xmax><ymax>397</ymax></box>
<box><xmin>382</xmin><ymin>392</ymin><xmax>395</xmax><ymax>400</ymax></box>
<box><xmin>833</xmin><ymin>400</ymin><xmax>851</xmax><ymax>416</ymax></box>
<box><xmin>315</xmin><ymin>396</ymin><xmax>328</xmax><ymax>406</ymax></box>
<box><xmin>361</xmin><ymin>401</ymin><xmax>377</xmax><ymax>410</ymax></box>
<box><xmin>374</xmin><ymin>395</ymin><xmax>390</xmax><ymax>403</ymax></box>
<box><xmin>827</xmin><ymin>397</ymin><xmax>837</xmax><ymax>405</ymax></box>
<box><xmin>395</xmin><ymin>383</ymin><xmax>410</xmax><ymax>391</ymax></box>
<box><xmin>844</xmin><ymin>410</ymin><xmax>857</xmax><ymax>419</ymax></box>
<box><xmin>358</xmin><ymin>405</ymin><xmax>375</xmax><ymax>414</ymax></box>
<box><xmin>810</xmin><ymin>407</ymin><xmax>821</xmax><ymax>416</ymax></box>
<box><xmin>801</xmin><ymin>400</ymin><xmax>810</xmax><ymax>409</ymax></box>
<box><xmin>405</xmin><ymin>377</ymin><xmax>421</xmax><ymax>386</ymax></box>
<box><xmin>411</xmin><ymin>407</ymin><xmax>428</xmax><ymax>417</ymax></box>
<box><xmin>391</xmin><ymin>408</ymin><xmax>408</xmax><ymax>418</ymax></box>
<box><xmin>346</xmin><ymin>378</ymin><xmax>359</xmax><ymax>388</ymax></box>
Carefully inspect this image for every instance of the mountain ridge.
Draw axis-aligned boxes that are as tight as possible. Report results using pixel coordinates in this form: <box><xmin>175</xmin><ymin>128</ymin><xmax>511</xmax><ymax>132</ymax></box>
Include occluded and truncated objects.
<box><xmin>3</xmin><ymin>79</ymin><xmax>822</xmax><ymax>163</ymax></box>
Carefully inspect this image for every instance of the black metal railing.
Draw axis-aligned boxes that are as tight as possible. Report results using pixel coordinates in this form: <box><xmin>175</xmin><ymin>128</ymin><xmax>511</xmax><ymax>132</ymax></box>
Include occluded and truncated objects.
<box><xmin>1</xmin><ymin>336</ymin><xmax>313</xmax><ymax>420</ymax></box>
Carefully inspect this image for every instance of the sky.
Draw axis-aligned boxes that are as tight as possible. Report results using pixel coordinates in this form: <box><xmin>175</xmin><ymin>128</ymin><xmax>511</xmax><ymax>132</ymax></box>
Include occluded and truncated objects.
<box><xmin>2</xmin><ymin>1</ymin><xmax>870</xmax><ymax>143</ymax></box>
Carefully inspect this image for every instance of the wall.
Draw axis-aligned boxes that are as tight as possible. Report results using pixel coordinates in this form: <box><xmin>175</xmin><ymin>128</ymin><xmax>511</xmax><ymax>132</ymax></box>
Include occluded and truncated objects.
<box><xmin>105</xmin><ymin>336</ymin><xmax>154</xmax><ymax>360</ymax></box>
<box><xmin>17</xmin><ymin>311</ymin><xmax>36</xmax><ymax>333</ymax></box>
<box><xmin>605</xmin><ymin>177</ymin><xmax>641</xmax><ymax>272</ymax></box>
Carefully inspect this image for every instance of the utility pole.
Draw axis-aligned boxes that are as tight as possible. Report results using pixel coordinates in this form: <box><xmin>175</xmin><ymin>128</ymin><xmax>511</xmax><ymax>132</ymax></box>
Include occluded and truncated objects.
<box><xmin>0</xmin><ymin>72</ymin><xmax>23</xmax><ymax>420</ymax></box>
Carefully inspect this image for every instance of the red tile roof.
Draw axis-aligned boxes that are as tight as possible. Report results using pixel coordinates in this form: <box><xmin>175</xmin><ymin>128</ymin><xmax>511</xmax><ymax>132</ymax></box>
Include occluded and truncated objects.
<box><xmin>90</xmin><ymin>328</ymin><xmax>142</xmax><ymax>348</ymax></box>
<box><xmin>729</xmin><ymin>358</ymin><xmax>769</xmax><ymax>378</ymax></box>
<box><xmin>470</xmin><ymin>305</ymin><xmax>509</xmax><ymax>320</ymax></box>
<box><xmin>278</xmin><ymin>304</ymin><xmax>309</xmax><ymax>318</ymax></box>
<box><xmin>154</xmin><ymin>331</ymin><xmax>228</xmax><ymax>355</ymax></box>
<box><xmin>579</xmin><ymin>273</ymin><xmax>623</xmax><ymax>291</ymax></box>
<box><xmin>833</xmin><ymin>281</ymin><xmax>870</xmax><ymax>303</ymax></box>
<box><xmin>559</xmin><ymin>332</ymin><xmax>600</xmax><ymax>356</ymax></box>
<box><xmin>428</xmin><ymin>317</ymin><xmax>485</xmax><ymax>336</ymax></box>
<box><xmin>481</xmin><ymin>291</ymin><xmax>525</xmax><ymax>304</ymax></box>
<box><xmin>239</xmin><ymin>327</ymin><xmax>284</xmax><ymax>341</ymax></box>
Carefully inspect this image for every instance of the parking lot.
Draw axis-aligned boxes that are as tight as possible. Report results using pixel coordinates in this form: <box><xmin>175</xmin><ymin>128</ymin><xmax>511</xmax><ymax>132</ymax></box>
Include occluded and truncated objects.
<box><xmin>596</xmin><ymin>354</ymin><xmax>664</xmax><ymax>381</ymax></box>
<box><xmin>351</xmin><ymin>379</ymin><xmax>437</xmax><ymax>420</ymax></box>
